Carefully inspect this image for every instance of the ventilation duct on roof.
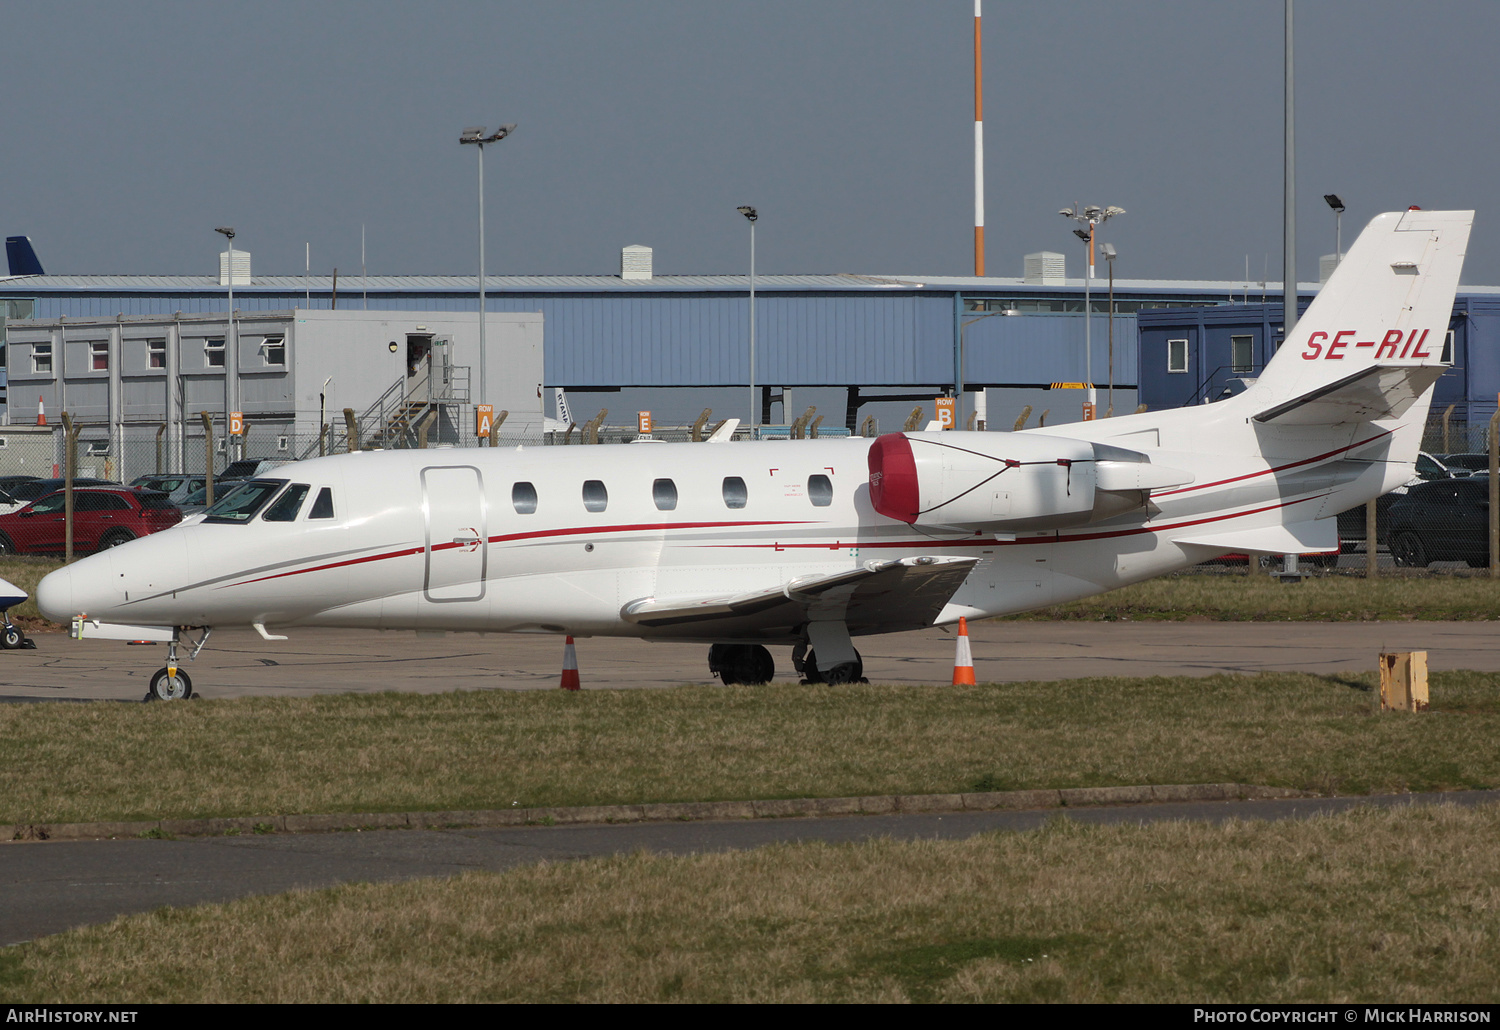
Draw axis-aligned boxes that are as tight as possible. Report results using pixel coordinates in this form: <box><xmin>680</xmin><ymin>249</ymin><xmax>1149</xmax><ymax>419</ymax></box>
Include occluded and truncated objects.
<box><xmin>219</xmin><ymin>248</ymin><xmax>251</xmax><ymax>286</ymax></box>
<box><xmin>621</xmin><ymin>244</ymin><xmax>652</xmax><ymax>280</ymax></box>
<box><xmin>1024</xmin><ymin>251</ymin><xmax>1065</xmax><ymax>285</ymax></box>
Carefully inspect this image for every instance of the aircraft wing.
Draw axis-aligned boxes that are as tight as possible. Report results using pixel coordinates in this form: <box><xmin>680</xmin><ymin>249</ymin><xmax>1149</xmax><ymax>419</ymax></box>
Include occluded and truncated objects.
<box><xmin>1253</xmin><ymin>364</ymin><xmax>1446</xmax><ymax>425</ymax></box>
<box><xmin>621</xmin><ymin>555</ymin><xmax>980</xmax><ymax>636</ymax></box>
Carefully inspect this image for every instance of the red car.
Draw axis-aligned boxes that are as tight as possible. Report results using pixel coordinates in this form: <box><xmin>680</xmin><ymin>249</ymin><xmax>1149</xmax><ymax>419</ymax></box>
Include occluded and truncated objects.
<box><xmin>0</xmin><ymin>487</ymin><xmax>181</xmax><ymax>555</ymax></box>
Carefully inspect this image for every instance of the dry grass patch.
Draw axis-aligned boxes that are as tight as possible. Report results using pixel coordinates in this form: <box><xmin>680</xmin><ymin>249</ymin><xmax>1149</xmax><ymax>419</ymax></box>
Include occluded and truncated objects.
<box><xmin>5</xmin><ymin>803</ymin><xmax>1499</xmax><ymax>1003</ymax></box>
<box><xmin>0</xmin><ymin>557</ymin><xmax>63</xmax><ymax>630</ymax></box>
<box><xmin>1016</xmin><ymin>569</ymin><xmax>1500</xmax><ymax>622</ymax></box>
<box><xmin>3</xmin><ymin>671</ymin><xmax>1498</xmax><ymax>825</ymax></box>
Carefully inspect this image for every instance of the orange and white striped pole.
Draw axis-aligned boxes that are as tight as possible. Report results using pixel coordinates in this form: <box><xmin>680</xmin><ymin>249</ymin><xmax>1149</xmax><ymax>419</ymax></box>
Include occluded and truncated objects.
<box><xmin>559</xmin><ymin>635</ymin><xmax>580</xmax><ymax>691</ymax></box>
<box><xmin>973</xmin><ymin>1</ymin><xmax>984</xmax><ymax>276</ymax></box>
<box><xmin>952</xmin><ymin>616</ymin><xmax>976</xmax><ymax>685</ymax></box>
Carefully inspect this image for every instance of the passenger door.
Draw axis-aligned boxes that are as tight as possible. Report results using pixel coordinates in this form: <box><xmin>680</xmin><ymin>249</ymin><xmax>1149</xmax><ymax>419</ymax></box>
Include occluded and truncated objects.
<box><xmin>422</xmin><ymin>465</ymin><xmax>487</xmax><ymax>602</ymax></box>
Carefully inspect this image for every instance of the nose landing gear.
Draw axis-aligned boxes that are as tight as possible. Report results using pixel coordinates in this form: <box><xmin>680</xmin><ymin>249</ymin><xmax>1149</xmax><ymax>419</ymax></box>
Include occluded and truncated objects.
<box><xmin>0</xmin><ymin>609</ymin><xmax>35</xmax><ymax>650</ymax></box>
<box><xmin>143</xmin><ymin>627</ymin><xmax>212</xmax><ymax>702</ymax></box>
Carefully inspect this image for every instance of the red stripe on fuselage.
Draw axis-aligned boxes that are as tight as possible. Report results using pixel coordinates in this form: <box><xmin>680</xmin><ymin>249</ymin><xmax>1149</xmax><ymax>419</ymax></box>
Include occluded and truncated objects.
<box><xmin>230</xmin><ymin>520</ymin><xmax>813</xmax><ymax>588</ymax></box>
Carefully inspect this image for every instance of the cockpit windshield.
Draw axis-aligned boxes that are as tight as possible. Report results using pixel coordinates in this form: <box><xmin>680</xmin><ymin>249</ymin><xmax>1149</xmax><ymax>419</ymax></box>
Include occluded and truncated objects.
<box><xmin>204</xmin><ymin>479</ymin><xmax>288</xmax><ymax>524</ymax></box>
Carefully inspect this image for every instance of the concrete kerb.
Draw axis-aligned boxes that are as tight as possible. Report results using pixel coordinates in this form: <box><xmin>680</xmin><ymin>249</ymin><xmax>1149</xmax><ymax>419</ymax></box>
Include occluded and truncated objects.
<box><xmin>6</xmin><ymin>783</ymin><xmax>1313</xmax><ymax>843</ymax></box>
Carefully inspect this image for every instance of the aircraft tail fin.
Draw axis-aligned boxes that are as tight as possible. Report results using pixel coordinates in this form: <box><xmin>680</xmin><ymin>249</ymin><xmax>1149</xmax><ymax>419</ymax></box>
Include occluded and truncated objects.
<box><xmin>1251</xmin><ymin>209</ymin><xmax>1471</xmax><ymax>413</ymax></box>
<box><xmin>5</xmin><ymin>236</ymin><xmax>43</xmax><ymax>276</ymax></box>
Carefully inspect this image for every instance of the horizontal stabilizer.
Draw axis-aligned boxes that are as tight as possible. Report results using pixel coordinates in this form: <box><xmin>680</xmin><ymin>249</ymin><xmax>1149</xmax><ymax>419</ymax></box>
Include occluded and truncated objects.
<box><xmin>621</xmin><ymin>555</ymin><xmax>978</xmax><ymax>633</ymax></box>
<box><xmin>1174</xmin><ymin>519</ymin><xmax>1337</xmax><ymax>556</ymax></box>
<box><xmin>1253</xmin><ymin>364</ymin><xmax>1446</xmax><ymax>426</ymax></box>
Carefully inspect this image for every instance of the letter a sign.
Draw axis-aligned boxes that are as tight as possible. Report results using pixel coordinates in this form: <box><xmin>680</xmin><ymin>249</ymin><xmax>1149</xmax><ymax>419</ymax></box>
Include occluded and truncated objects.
<box><xmin>475</xmin><ymin>404</ymin><xmax>494</xmax><ymax>440</ymax></box>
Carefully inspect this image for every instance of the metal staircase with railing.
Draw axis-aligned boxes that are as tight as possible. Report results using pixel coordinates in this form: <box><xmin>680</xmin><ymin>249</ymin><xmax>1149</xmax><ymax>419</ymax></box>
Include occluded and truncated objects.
<box><xmin>301</xmin><ymin>351</ymin><xmax>470</xmax><ymax>458</ymax></box>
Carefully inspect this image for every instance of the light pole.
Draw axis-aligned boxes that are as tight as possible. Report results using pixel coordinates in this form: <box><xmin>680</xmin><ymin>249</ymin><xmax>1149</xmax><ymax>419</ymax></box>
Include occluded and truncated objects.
<box><xmin>459</xmin><ymin>124</ymin><xmax>516</xmax><ymax>439</ymax></box>
<box><xmin>737</xmin><ymin>206</ymin><xmax>758</xmax><ymax>437</ymax></box>
<box><xmin>214</xmin><ymin>226</ymin><xmax>237</xmax><ymax>462</ymax></box>
<box><xmin>1103</xmin><ymin>243</ymin><xmax>1117</xmax><ymax>416</ymax></box>
<box><xmin>1059</xmin><ymin>204</ymin><xmax>1124</xmax><ymax>409</ymax></box>
<box><xmin>1324</xmin><ymin>193</ymin><xmax>1345</xmax><ymax>268</ymax></box>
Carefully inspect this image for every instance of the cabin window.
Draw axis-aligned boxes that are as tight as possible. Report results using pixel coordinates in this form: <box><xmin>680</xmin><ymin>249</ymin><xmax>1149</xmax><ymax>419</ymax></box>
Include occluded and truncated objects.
<box><xmin>582</xmin><ymin>479</ymin><xmax>608</xmax><ymax>513</ymax></box>
<box><xmin>808</xmin><ymin>474</ymin><xmax>833</xmax><ymax>507</ymax></box>
<box><xmin>90</xmin><ymin>341</ymin><xmax>109</xmax><ymax>371</ymax></box>
<box><xmin>205</xmin><ymin>479</ymin><xmax>288</xmax><ymax>524</ymax></box>
<box><xmin>147</xmin><ymin>339</ymin><xmax>166</xmax><ymax>369</ymax></box>
<box><xmin>1231</xmin><ymin>335</ymin><xmax>1253</xmax><ymax>374</ymax></box>
<box><xmin>262</xmin><ymin>483</ymin><xmax>310</xmax><ymax>522</ymax></box>
<box><xmin>722</xmin><ymin>476</ymin><xmax>747</xmax><ymax>509</ymax></box>
<box><xmin>512</xmin><ymin>481</ymin><xmax>538</xmax><ymax>514</ymax></box>
<box><xmin>1167</xmin><ymin>339</ymin><xmax>1188</xmax><ymax>373</ymax></box>
<box><xmin>205</xmin><ymin>338</ymin><xmax>226</xmax><ymax>368</ymax></box>
<box><xmin>31</xmin><ymin>343</ymin><xmax>52</xmax><ymax>374</ymax></box>
<box><xmin>308</xmin><ymin>487</ymin><xmax>336</xmax><ymax>519</ymax></box>
<box><xmin>652</xmin><ymin>478</ymin><xmax>677</xmax><ymax>511</ymax></box>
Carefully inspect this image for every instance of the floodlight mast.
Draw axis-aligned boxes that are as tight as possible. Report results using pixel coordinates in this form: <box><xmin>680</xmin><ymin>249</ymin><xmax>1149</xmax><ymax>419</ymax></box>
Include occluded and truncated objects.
<box><xmin>214</xmin><ymin>226</ymin><xmax>238</xmax><ymax>463</ymax></box>
<box><xmin>1324</xmin><ymin>193</ymin><xmax>1346</xmax><ymax>266</ymax></box>
<box><xmin>459</xmin><ymin>123</ymin><xmax>517</xmax><ymax>440</ymax></box>
<box><xmin>1058</xmin><ymin>203</ymin><xmax>1125</xmax><ymax>407</ymax></box>
<box><xmin>737</xmin><ymin>206</ymin><xmax>758</xmax><ymax>437</ymax></box>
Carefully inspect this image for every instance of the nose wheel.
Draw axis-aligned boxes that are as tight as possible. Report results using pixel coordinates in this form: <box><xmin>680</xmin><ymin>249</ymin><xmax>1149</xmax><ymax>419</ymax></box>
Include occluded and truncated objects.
<box><xmin>146</xmin><ymin>667</ymin><xmax>193</xmax><ymax>701</ymax></box>
<box><xmin>141</xmin><ymin>628</ymin><xmax>211</xmax><ymax>702</ymax></box>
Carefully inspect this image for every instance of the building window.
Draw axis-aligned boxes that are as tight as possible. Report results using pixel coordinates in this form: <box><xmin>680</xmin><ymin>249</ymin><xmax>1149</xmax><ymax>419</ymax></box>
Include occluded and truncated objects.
<box><xmin>148</xmin><ymin>339</ymin><xmax>166</xmax><ymax>369</ymax></box>
<box><xmin>512</xmin><ymin>481</ymin><xmax>538</xmax><ymax>514</ymax></box>
<box><xmin>206</xmin><ymin>338</ymin><xmax>225</xmax><ymax>368</ymax></box>
<box><xmin>582</xmin><ymin>479</ymin><xmax>608</xmax><ymax>513</ymax></box>
<box><xmin>722</xmin><ymin>476</ymin><xmax>747</xmax><ymax>509</ymax></box>
<box><xmin>262</xmin><ymin>336</ymin><xmax>286</xmax><ymax>366</ymax></box>
<box><xmin>652</xmin><ymin>478</ymin><xmax>677</xmax><ymax>511</ymax></box>
<box><xmin>90</xmin><ymin>341</ymin><xmax>109</xmax><ymax>371</ymax></box>
<box><xmin>276</xmin><ymin>435</ymin><xmax>289</xmax><ymax>453</ymax></box>
<box><xmin>808</xmin><ymin>474</ymin><xmax>833</xmax><ymax>507</ymax></box>
<box><xmin>1231</xmin><ymin>335</ymin><xmax>1253</xmax><ymax>374</ymax></box>
<box><xmin>32</xmin><ymin>342</ymin><xmax>52</xmax><ymax>374</ymax></box>
<box><xmin>1167</xmin><ymin>339</ymin><xmax>1188</xmax><ymax>373</ymax></box>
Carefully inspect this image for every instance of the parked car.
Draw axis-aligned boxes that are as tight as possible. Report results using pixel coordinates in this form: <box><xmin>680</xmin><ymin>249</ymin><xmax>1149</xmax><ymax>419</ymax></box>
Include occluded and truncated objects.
<box><xmin>1439</xmin><ymin>453</ymin><xmax>1491</xmax><ymax>476</ymax></box>
<box><xmin>0</xmin><ymin>487</ymin><xmax>181</xmax><ymax>555</ymax></box>
<box><xmin>1385</xmin><ymin>477</ymin><xmax>1490</xmax><ymax>568</ymax></box>
<box><xmin>0</xmin><ymin>477</ymin><xmax>117</xmax><ymax>516</ymax></box>
<box><xmin>130</xmin><ymin>474</ymin><xmax>208</xmax><ymax>505</ymax></box>
<box><xmin>1335</xmin><ymin>450</ymin><xmax>1465</xmax><ymax>549</ymax></box>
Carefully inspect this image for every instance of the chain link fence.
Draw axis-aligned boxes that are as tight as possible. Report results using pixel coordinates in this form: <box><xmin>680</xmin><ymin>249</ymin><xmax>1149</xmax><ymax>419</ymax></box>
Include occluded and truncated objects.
<box><xmin>4</xmin><ymin>406</ymin><xmax>1494</xmax><ymax>574</ymax></box>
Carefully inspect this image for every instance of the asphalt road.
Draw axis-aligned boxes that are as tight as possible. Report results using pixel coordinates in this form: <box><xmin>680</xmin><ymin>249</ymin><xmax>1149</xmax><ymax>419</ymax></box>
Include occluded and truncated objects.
<box><xmin>2</xmin><ymin>620</ymin><xmax>1499</xmax><ymax>701</ymax></box>
<box><xmin>4</xmin><ymin>790</ymin><xmax>1496</xmax><ymax>947</ymax></box>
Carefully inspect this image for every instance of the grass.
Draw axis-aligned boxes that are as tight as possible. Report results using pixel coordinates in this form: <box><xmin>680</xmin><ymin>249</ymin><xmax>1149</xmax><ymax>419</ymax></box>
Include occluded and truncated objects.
<box><xmin>1014</xmin><ymin>567</ymin><xmax>1500</xmax><ymax>622</ymax></box>
<box><xmin>4</xmin><ymin>671</ymin><xmax>1499</xmax><ymax>826</ymax></box>
<box><xmin>4</xmin><ymin>803</ymin><xmax>1498</xmax><ymax>1002</ymax></box>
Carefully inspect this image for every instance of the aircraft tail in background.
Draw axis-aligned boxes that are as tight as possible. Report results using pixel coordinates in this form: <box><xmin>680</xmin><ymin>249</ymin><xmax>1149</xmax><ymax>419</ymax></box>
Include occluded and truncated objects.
<box><xmin>5</xmin><ymin>236</ymin><xmax>43</xmax><ymax>276</ymax></box>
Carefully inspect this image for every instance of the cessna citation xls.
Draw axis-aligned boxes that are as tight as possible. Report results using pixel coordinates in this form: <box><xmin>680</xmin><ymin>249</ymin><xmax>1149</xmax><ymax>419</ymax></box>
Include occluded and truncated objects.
<box><xmin>37</xmin><ymin>209</ymin><xmax>1473</xmax><ymax>698</ymax></box>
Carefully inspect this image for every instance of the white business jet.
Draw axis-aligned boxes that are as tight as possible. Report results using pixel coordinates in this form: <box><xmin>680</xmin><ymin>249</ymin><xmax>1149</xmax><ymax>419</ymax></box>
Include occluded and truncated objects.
<box><xmin>37</xmin><ymin>209</ymin><xmax>1472</xmax><ymax>698</ymax></box>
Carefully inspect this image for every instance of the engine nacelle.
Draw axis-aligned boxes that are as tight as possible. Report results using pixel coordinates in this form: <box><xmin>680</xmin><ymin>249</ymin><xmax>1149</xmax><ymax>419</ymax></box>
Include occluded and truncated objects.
<box><xmin>867</xmin><ymin>431</ymin><xmax>1192</xmax><ymax>530</ymax></box>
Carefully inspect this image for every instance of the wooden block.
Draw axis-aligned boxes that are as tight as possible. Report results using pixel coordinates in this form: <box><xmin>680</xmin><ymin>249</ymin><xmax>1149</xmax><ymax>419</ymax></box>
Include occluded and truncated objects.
<box><xmin>1379</xmin><ymin>651</ymin><xmax>1429</xmax><ymax>712</ymax></box>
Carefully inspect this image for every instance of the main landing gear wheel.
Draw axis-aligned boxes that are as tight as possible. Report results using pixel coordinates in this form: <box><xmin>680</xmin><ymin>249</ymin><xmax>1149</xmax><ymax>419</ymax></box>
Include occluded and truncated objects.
<box><xmin>146</xmin><ymin>668</ymin><xmax>193</xmax><ymax>702</ymax></box>
<box><xmin>800</xmin><ymin>649</ymin><xmax>865</xmax><ymax>685</ymax></box>
<box><xmin>707</xmin><ymin>643</ymin><xmax>775</xmax><ymax>685</ymax></box>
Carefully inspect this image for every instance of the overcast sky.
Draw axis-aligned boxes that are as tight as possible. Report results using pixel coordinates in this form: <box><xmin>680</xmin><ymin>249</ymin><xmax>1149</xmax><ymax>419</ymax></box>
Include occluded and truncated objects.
<box><xmin>6</xmin><ymin>1</ymin><xmax>1499</xmax><ymax>286</ymax></box>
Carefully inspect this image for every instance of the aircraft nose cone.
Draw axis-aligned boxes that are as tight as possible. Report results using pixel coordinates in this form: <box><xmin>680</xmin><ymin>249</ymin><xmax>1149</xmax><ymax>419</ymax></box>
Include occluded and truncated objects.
<box><xmin>36</xmin><ymin>567</ymin><xmax>74</xmax><ymax>622</ymax></box>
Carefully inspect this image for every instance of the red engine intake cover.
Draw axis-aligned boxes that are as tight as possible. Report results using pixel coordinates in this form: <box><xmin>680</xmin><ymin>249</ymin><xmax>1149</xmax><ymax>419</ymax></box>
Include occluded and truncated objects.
<box><xmin>867</xmin><ymin>433</ymin><xmax>920</xmax><ymax>523</ymax></box>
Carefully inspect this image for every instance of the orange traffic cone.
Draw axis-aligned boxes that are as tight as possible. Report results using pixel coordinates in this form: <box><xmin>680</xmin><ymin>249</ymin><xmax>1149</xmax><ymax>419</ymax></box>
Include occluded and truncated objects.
<box><xmin>36</xmin><ymin>396</ymin><xmax>45</xmax><ymax>426</ymax></box>
<box><xmin>559</xmin><ymin>635</ymin><xmax>581</xmax><ymax>691</ymax></box>
<box><xmin>952</xmin><ymin>616</ymin><xmax>976</xmax><ymax>685</ymax></box>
